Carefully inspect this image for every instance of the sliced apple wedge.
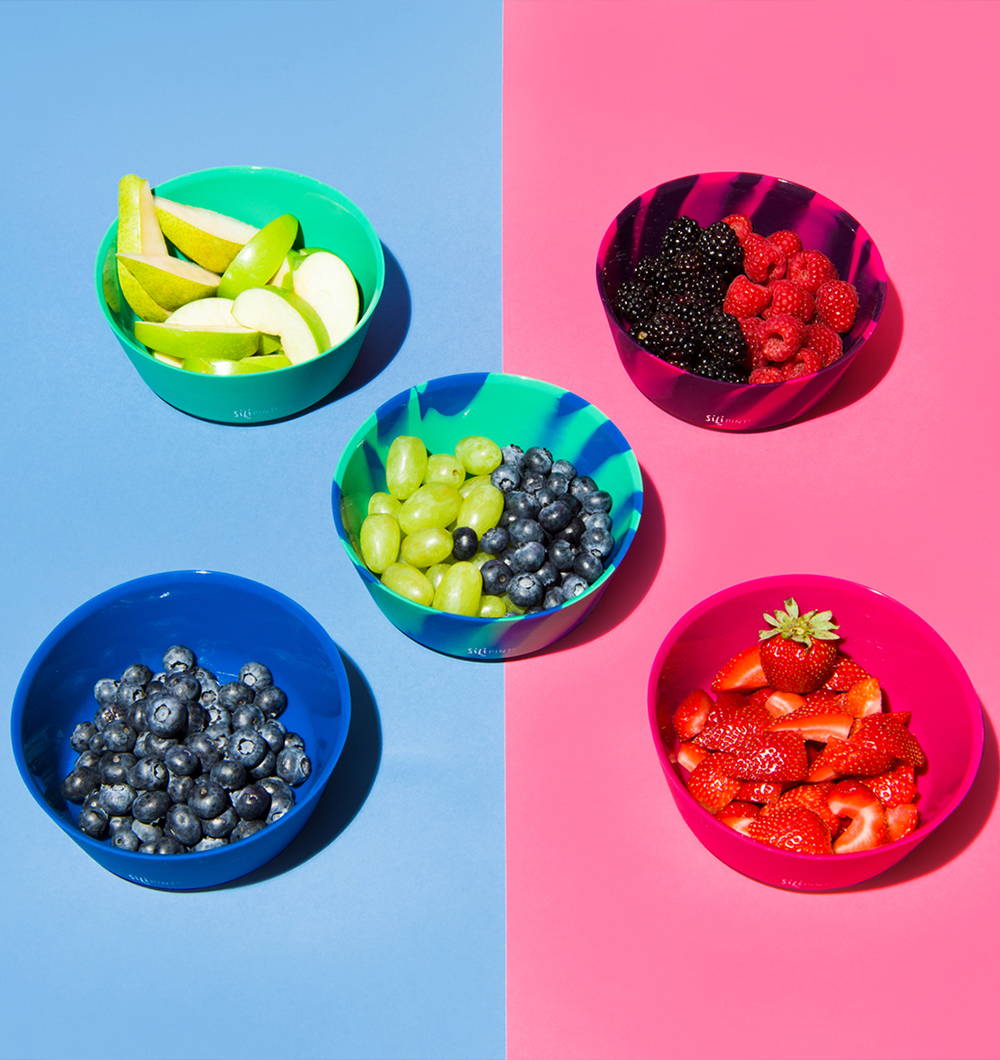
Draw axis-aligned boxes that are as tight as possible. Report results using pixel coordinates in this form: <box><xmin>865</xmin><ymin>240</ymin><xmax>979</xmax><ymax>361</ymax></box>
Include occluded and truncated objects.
<box><xmin>116</xmin><ymin>174</ymin><xmax>170</xmax><ymax>321</ymax></box>
<box><xmin>290</xmin><ymin>250</ymin><xmax>360</xmax><ymax>349</ymax></box>
<box><xmin>134</xmin><ymin>321</ymin><xmax>259</xmax><ymax>360</ymax></box>
<box><xmin>183</xmin><ymin>353</ymin><xmax>292</xmax><ymax>375</ymax></box>
<box><xmin>167</xmin><ymin>296</ymin><xmax>243</xmax><ymax>328</ymax></box>
<box><xmin>154</xmin><ymin>196</ymin><xmax>258</xmax><ymax>272</ymax></box>
<box><xmin>231</xmin><ymin>286</ymin><xmax>329</xmax><ymax>365</ymax></box>
<box><xmin>218</xmin><ymin>215</ymin><xmax>299</xmax><ymax>299</ymax></box>
<box><xmin>152</xmin><ymin>351</ymin><xmax>184</xmax><ymax>368</ymax></box>
<box><xmin>118</xmin><ymin>254</ymin><xmax>220</xmax><ymax>311</ymax></box>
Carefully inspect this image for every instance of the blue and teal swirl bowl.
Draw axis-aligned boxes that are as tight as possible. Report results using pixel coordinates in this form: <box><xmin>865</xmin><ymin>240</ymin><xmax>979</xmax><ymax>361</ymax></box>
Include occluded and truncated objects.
<box><xmin>332</xmin><ymin>373</ymin><xmax>643</xmax><ymax>659</ymax></box>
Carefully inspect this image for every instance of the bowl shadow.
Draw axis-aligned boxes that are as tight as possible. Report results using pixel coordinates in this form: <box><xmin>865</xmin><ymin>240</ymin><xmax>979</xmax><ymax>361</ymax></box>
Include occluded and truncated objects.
<box><xmin>543</xmin><ymin>463</ymin><xmax>666</xmax><ymax>654</ymax></box>
<box><xmin>211</xmin><ymin>650</ymin><xmax>382</xmax><ymax>889</ymax></box>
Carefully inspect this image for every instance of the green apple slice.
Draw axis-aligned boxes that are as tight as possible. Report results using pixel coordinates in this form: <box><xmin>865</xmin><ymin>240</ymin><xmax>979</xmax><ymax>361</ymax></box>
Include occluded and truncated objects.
<box><xmin>118</xmin><ymin>254</ymin><xmax>220</xmax><ymax>311</ymax></box>
<box><xmin>291</xmin><ymin>250</ymin><xmax>360</xmax><ymax>348</ymax></box>
<box><xmin>153</xmin><ymin>196</ymin><xmax>258</xmax><ymax>272</ymax></box>
<box><xmin>259</xmin><ymin>333</ymin><xmax>283</xmax><ymax>355</ymax></box>
<box><xmin>218</xmin><ymin>215</ymin><xmax>299</xmax><ymax>299</ymax></box>
<box><xmin>231</xmin><ymin>286</ymin><xmax>329</xmax><ymax>365</ymax></box>
<box><xmin>182</xmin><ymin>353</ymin><xmax>292</xmax><ymax>375</ymax></box>
<box><xmin>167</xmin><ymin>296</ymin><xmax>243</xmax><ymax>328</ymax></box>
<box><xmin>116</xmin><ymin>174</ymin><xmax>170</xmax><ymax>321</ymax></box>
<box><xmin>134</xmin><ymin>321</ymin><xmax>259</xmax><ymax>360</ymax></box>
<box><xmin>152</xmin><ymin>351</ymin><xmax>184</xmax><ymax>368</ymax></box>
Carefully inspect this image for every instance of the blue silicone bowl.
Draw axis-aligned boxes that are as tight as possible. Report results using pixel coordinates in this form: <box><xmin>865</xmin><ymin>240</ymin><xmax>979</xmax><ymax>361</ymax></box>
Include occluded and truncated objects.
<box><xmin>11</xmin><ymin>570</ymin><xmax>351</xmax><ymax>889</ymax></box>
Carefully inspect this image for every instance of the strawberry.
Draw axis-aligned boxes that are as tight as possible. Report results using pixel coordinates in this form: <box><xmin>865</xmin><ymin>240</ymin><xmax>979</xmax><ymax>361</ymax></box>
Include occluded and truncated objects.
<box><xmin>815</xmin><ymin>280</ymin><xmax>858</xmax><ymax>332</ymax></box>
<box><xmin>886</xmin><ymin>803</ymin><xmax>919</xmax><ymax>841</ymax></box>
<box><xmin>763</xmin><ymin>690</ymin><xmax>805</xmax><ymax>717</ymax></box>
<box><xmin>715</xmin><ymin>731</ymin><xmax>808</xmax><ymax>782</ymax></box>
<box><xmin>862</xmin><ymin>764</ymin><xmax>917</xmax><ymax>808</ymax></box>
<box><xmin>724</xmin><ymin>275</ymin><xmax>770</xmax><ymax>318</ymax></box>
<box><xmin>739</xmin><ymin>316</ymin><xmax>768</xmax><ymax>365</ymax></box>
<box><xmin>828</xmin><ymin>779</ymin><xmax>887</xmax><ymax>853</ymax></box>
<box><xmin>697</xmin><ymin>693</ymin><xmax>772</xmax><ymax>753</ymax></box>
<box><xmin>799</xmin><ymin>689</ymin><xmax>845</xmax><ymax>713</ymax></box>
<box><xmin>721</xmin><ymin>214</ymin><xmax>753</xmax><ymax>243</ymax></box>
<box><xmin>748</xmin><ymin>367</ymin><xmax>783</xmax><ymax>384</ymax></box>
<box><xmin>758</xmin><ymin>598</ymin><xmax>840</xmax><ymax>693</ymax></box>
<box><xmin>687</xmin><ymin>756</ymin><xmax>741</xmax><ymax>812</ymax></box>
<box><xmin>808</xmin><ymin>737</ymin><xmax>857</xmax><ymax>781</ymax></box>
<box><xmin>767</xmin><ymin>230</ymin><xmax>802</xmax><ymax>259</ymax></box>
<box><xmin>717</xmin><ymin>800</ymin><xmax>761</xmax><ymax>834</ymax></box>
<box><xmin>673</xmin><ymin>689</ymin><xmax>712</xmax><ymax>740</ymax></box>
<box><xmin>743</xmin><ymin>233</ymin><xmax>787</xmax><ymax>284</ymax></box>
<box><xmin>822</xmin><ymin>655</ymin><xmax>869</xmax><ymax>692</ymax></box>
<box><xmin>677</xmin><ymin>741</ymin><xmax>708</xmax><ymax>771</ymax></box>
<box><xmin>786</xmin><ymin>249</ymin><xmax>836</xmax><ymax>293</ymax></box>
<box><xmin>844</xmin><ymin>677</ymin><xmax>882</xmax><ymax>717</ymax></box>
<box><xmin>772</xmin><ymin>781</ymin><xmax>839</xmax><ymax>835</ymax></box>
<box><xmin>736</xmin><ymin>780</ymin><xmax>785</xmax><ymax>804</ymax></box>
<box><xmin>803</xmin><ymin>322</ymin><xmax>843</xmax><ymax>367</ymax></box>
<box><xmin>770</xmin><ymin>710</ymin><xmax>854</xmax><ymax>742</ymax></box>
<box><xmin>747</xmin><ymin>804</ymin><xmax>831</xmax><ymax>854</ymax></box>
<box><xmin>712</xmin><ymin>645</ymin><xmax>767</xmax><ymax>692</ymax></box>
<box><xmin>761</xmin><ymin>314</ymin><xmax>805</xmax><ymax>362</ymax></box>
<box><xmin>809</xmin><ymin>729</ymin><xmax>895</xmax><ymax>780</ymax></box>
<box><xmin>746</xmin><ymin>687</ymin><xmax>776</xmax><ymax>711</ymax></box>
<box><xmin>764</xmin><ymin>280</ymin><xmax>815</xmax><ymax>323</ymax></box>
<box><xmin>852</xmin><ymin>714</ymin><xmax>927</xmax><ymax>768</ymax></box>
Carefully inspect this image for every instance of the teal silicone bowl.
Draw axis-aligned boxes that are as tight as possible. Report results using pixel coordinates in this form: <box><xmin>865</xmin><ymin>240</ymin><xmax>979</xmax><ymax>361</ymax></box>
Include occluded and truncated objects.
<box><xmin>332</xmin><ymin>372</ymin><xmax>643</xmax><ymax>659</ymax></box>
<box><xmin>95</xmin><ymin>166</ymin><xmax>385</xmax><ymax>424</ymax></box>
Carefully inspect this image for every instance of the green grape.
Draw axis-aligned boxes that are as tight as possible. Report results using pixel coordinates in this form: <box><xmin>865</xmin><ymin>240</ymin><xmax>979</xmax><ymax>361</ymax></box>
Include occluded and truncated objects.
<box><xmin>424</xmin><ymin>453</ymin><xmax>465</xmax><ymax>488</ymax></box>
<box><xmin>426</xmin><ymin>563</ymin><xmax>452</xmax><ymax>591</ymax></box>
<box><xmin>368</xmin><ymin>491</ymin><xmax>401</xmax><ymax>517</ymax></box>
<box><xmin>469</xmin><ymin>551</ymin><xmax>493</xmax><ymax>570</ymax></box>
<box><xmin>478</xmin><ymin>595</ymin><xmax>505</xmax><ymax>618</ymax></box>
<box><xmin>455</xmin><ymin>435</ymin><xmax>502</xmax><ymax>476</ymax></box>
<box><xmin>432</xmin><ymin>561</ymin><xmax>483</xmax><ymax>616</ymax></box>
<box><xmin>359</xmin><ymin>513</ymin><xmax>399</xmax><ymax>574</ymax></box>
<box><xmin>504</xmin><ymin>596</ymin><xmax>524</xmax><ymax>616</ymax></box>
<box><xmin>381</xmin><ymin>562</ymin><xmax>434</xmax><ymax>607</ymax></box>
<box><xmin>457</xmin><ymin>483</ymin><xmax>504</xmax><ymax>537</ymax></box>
<box><xmin>400</xmin><ymin>527</ymin><xmax>453</xmax><ymax>568</ymax></box>
<box><xmin>398</xmin><ymin>483</ymin><xmax>461</xmax><ymax>535</ymax></box>
<box><xmin>386</xmin><ymin>435</ymin><xmax>428</xmax><ymax>500</ymax></box>
<box><xmin>458</xmin><ymin>474</ymin><xmax>493</xmax><ymax>499</ymax></box>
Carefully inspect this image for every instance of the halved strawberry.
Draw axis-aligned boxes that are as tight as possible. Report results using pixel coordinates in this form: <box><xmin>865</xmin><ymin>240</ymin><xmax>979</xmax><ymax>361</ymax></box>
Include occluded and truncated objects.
<box><xmin>771</xmin><ymin>781</ymin><xmax>839</xmax><ymax>835</ymax></box>
<box><xmin>852</xmin><ymin>713</ymin><xmax>927</xmax><ymax>768</ymax></box>
<box><xmin>673</xmin><ymin>689</ymin><xmax>712</xmax><ymax>741</ymax></box>
<box><xmin>717</xmin><ymin>800</ymin><xmax>761</xmax><ymax>835</ymax></box>
<box><xmin>736</xmin><ymin>780</ymin><xmax>785</xmax><ymax>804</ymax></box>
<box><xmin>696</xmin><ymin>693</ymin><xmax>772</xmax><ymax>753</ymax></box>
<box><xmin>823</xmin><ymin>656</ymin><xmax>870</xmax><ymax>691</ymax></box>
<box><xmin>747</xmin><ymin>687</ymin><xmax>776</xmax><ymax>711</ymax></box>
<box><xmin>677</xmin><ymin>741</ymin><xmax>707</xmax><ymax>772</ymax></box>
<box><xmin>861</xmin><ymin>764</ymin><xmax>917</xmax><ymax>808</ymax></box>
<box><xmin>886</xmin><ymin>803</ymin><xmax>919</xmax><ymax>842</ymax></box>
<box><xmin>769</xmin><ymin>710</ymin><xmax>854</xmax><ymax>742</ymax></box>
<box><xmin>712</xmin><ymin>645</ymin><xmax>767</xmax><ymax>692</ymax></box>
<box><xmin>809</xmin><ymin>731</ymin><xmax>895</xmax><ymax>780</ymax></box>
<box><xmin>844</xmin><ymin>677</ymin><xmax>883</xmax><ymax>717</ymax></box>
<box><xmin>715</xmin><ymin>732</ymin><xmax>808</xmax><ymax>782</ymax></box>
<box><xmin>686</xmin><ymin>756</ymin><xmax>741</xmax><ymax>812</ymax></box>
<box><xmin>746</xmin><ymin>804</ymin><xmax>832</xmax><ymax>854</ymax></box>
<box><xmin>828</xmin><ymin>779</ymin><xmax>887</xmax><ymax>853</ymax></box>
<box><xmin>763</xmin><ymin>690</ymin><xmax>804</xmax><ymax>717</ymax></box>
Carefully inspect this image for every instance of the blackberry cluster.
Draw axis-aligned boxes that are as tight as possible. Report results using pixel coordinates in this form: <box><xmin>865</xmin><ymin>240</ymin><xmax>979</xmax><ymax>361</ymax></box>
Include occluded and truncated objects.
<box><xmin>613</xmin><ymin>216</ymin><xmax>750</xmax><ymax>382</ymax></box>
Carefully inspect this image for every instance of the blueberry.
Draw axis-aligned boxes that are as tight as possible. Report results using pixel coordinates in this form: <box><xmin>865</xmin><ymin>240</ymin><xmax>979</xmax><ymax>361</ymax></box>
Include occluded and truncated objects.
<box><xmin>510</xmin><ymin>518</ymin><xmax>544</xmax><ymax>545</ymax></box>
<box><xmin>260</xmin><ymin>777</ymin><xmax>295</xmax><ymax>822</ymax></box>
<box><xmin>536</xmin><ymin>561</ymin><xmax>559</xmax><ymax>589</ymax></box>
<box><xmin>521</xmin><ymin>470</ymin><xmax>546</xmax><ymax>493</ymax></box>
<box><xmin>186</xmin><ymin>733</ymin><xmax>221</xmax><ymax>771</ymax></box>
<box><xmin>100</xmin><ymin>751</ymin><xmax>136</xmax><ymax>785</ymax></box>
<box><xmin>506</xmin><ymin>491</ymin><xmax>538</xmax><ymax>519</ymax></box>
<box><xmin>70</xmin><ymin>721</ymin><xmax>97</xmax><ymax>753</ymax></box>
<box><xmin>131</xmin><ymin>819</ymin><xmax>162</xmax><ymax>844</ymax></box>
<box><xmin>480</xmin><ymin>559</ymin><xmax>511</xmax><ymax>596</ymax></box>
<box><xmin>188</xmin><ymin>781</ymin><xmax>230</xmax><ymax>820</ymax></box>
<box><xmin>204</xmin><ymin>724</ymin><xmax>231</xmax><ymax>755</ymax></box>
<box><xmin>249</xmin><ymin>750</ymin><xmax>278</xmax><ymax>781</ymax></box>
<box><xmin>78</xmin><ymin>808</ymin><xmax>108</xmax><ymax>839</ymax></box>
<box><xmin>164</xmin><ymin>745</ymin><xmax>199</xmax><ymax>777</ymax></box>
<box><xmin>99</xmin><ymin>782</ymin><xmax>136</xmax><ymax>816</ymax></box>
<box><xmin>511</xmin><ymin>541</ymin><xmax>545</xmax><ymax>573</ymax></box>
<box><xmin>582</xmin><ymin>490</ymin><xmax>612</xmax><ymax>514</ymax></box>
<box><xmin>129</xmin><ymin>701</ymin><xmax>148</xmax><ymax>733</ymax></box>
<box><xmin>128</xmin><ymin>757</ymin><xmax>168</xmax><ymax>792</ymax></box>
<box><xmin>194</xmin><ymin>667</ymin><xmax>217</xmax><ymax>686</ymax></box>
<box><xmin>283</xmin><ymin>732</ymin><xmax>305</xmax><ymax>751</ymax></box>
<box><xmin>83</xmin><ymin>790</ymin><xmax>102</xmax><ymax>812</ymax></box>
<box><xmin>501</xmin><ymin>444</ymin><xmax>524</xmax><ymax>468</ymax></box>
<box><xmin>490</xmin><ymin>464</ymin><xmax>521</xmax><ymax>492</ymax></box>
<box><xmin>451</xmin><ymin>526</ymin><xmax>478</xmax><ymax>561</ymax></box>
<box><xmin>239</xmin><ymin>661</ymin><xmax>273</xmax><ymax>690</ymax></box>
<box><xmin>167</xmin><ymin>773</ymin><xmax>195</xmax><ymax>804</ymax></box>
<box><xmin>61</xmin><ymin>767</ymin><xmax>100</xmax><ymax>803</ymax></box>
<box><xmin>122</xmin><ymin>663</ymin><xmax>152</xmax><ymax>686</ymax></box>
<box><xmin>163</xmin><ymin>645</ymin><xmax>196</xmax><ymax>673</ymax></box>
<box><xmin>569</xmin><ymin>475</ymin><xmax>597</xmax><ymax>501</ymax></box>
<box><xmin>255</xmin><ymin>686</ymin><xmax>287</xmax><ymax>719</ymax></box>
<box><xmin>538</xmin><ymin>500</ymin><xmax>572</xmax><ymax>534</ymax></box>
<box><xmin>555</xmin><ymin>517</ymin><xmax>585</xmax><ymax>547</ymax></box>
<box><xmin>545</xmin><ymin>473</ymin><xmax>570</xmax><ymax>496</ymax></box>
<box><xmin>88</xmin><ymin>730</ymin><xmax>109</xmax><ymax>754</ymax></box>
<box><xmin>133</xmin><ymin>790</ymin><xmax>170</xmax><ymax>824</ymax></box>
<box><xmin>205</xmin><ymin>703</ymin><xmax>232</xmax><ymax>730</ymax></box>
<box><xmin>93</xmin><ymin>678</ymin><xmax>118</xmax><ymax>706</ymax></box>
<box><xmin>210</xmin><ymin>759</ymin><xmax>247</xmax><ymax>792</ymax></box>
<box><xmin>108</xmin><ymin>814</ymin><xmax>134</xmax><ymax>835</ymax></box>
<box><xmin>231</xmin><ymin>704</ymin><xmax>265</xmax><ymax>732</ymax></box>
<box><xmin>146</xmin><ymin>734</ymin><xmax>178</xmax><ymax>758</ymax></box>
<box><xmin>75</xmin><ymin>749</ymin><xmax>103</xmax><ymax>773</ymax></box>
<box><xmin>165</xmin><ymin>804</ymin><xmax>202</xmax><ymax>847</ymax></box>
<box><xmin>534</xmin><ymin>486</ymin><xmax>556</xmax><ymax>509</ymax></box>
<box><xmin>581</xmin><ymin>528</ymin><xmax>614</xmax><ymax>562</ymax></box>
<box><xmin>543</xmin><ymin>587</ymin><xmax>565</xmax><ymax>609</ymax></box>
<box><xmin>202</xmin><ymin>807</ymin><xmax>238</xmax><ymax>838</ymax></box>
<box><xmin>138</xmin><ymin>842</ymin><xmax>159</xmax><ymax>854</ymax></box>
<box><xmin>112</xmin><ymin>829</ymin><xmax>140</xmax><ymax>852</ymax></box>
<box><xmin>573</xmin><ymin>553</ymin><xmax>603</xmax><ymax>585</ymax></box>
<box><xmin>194</xmin><ymin>836</ymin><xmax>228</xmax><ymax>851</ymax></box>
<box><xmin>104</xmin><ymin>721</ymin><xmax>135</xmax><ymax>753</ymax></box>
<box><xmin>480</xmin><ymin>527</ymin><xmax>509</xmax><ymax>555</ymax></box>
<box><xmin>499</xmin><ymin>509</ymin><xmax>519</xmax><ymax>531</ymax></box>
<box><xmin>507</xmin><ymin>572</ymin><xmax>544</xmax><ymax>609</ymax></box>
<box><xmin>276</xmin><ymin>747</ymin><xmax>312</xmax><ymax>787</ymax></box>
<box><xmin>198</xmin><ymin>675</ymin><xmax>220</xmax><ymax>709</ymax></box>
<box><xmin>114</xmin><ymin>682</ymin><xmax>146</xmax><ymax>711</ymax></box>
<box><xmin>551</xmin><ymin>458</ymin><xmax>576</xmax><ymax>480</ymax></box>
<box><xmin>228</xmin><ymin>728</ymin><xmax>267</xmax><ymax>769</ymax></box>
<box><xmin>582</xmin><ymin>511</ymin><xmax>612</xmax><ymax>533</ymax></box>
<box><xmin>549</xmin><ymin>539</ymin><xmax>576</xmax><ymax>571</ymax></box>
<box><xmin>218</xmin><ymin>682</ymin><xmax>253</xmax><ymax>711</ymax></box>
<box><xmin>153</xmin><ymin>837</ymin><xmax>183</xmax><ymax>855</ymax></box>
<box><xmin>524</xmin><ymin>446</ymin><xmax>553</xmax><ymax>474</ymax></box>
<box><xmin>560</xmin><ymin>573</ymin><xmax>589</xmax><ymax>599</ymax></box>
<box><xmin>231</xmin><ymin>819</ymin><xmax>266</xmax><ymax>842</ymax></box>
<box><xmin>133</xmin><ymin>732</ymin><xmax>153</xmax><ymax>758</ymax></box>
<box><xmin>561</xmin><ymin>493</ymin><xmax>582</xmax><ymax>517</ymax></box>
<box><xmin>167</xmin><ymin>672</ymin><xmax>200</xmax><ymax>702</ymax></box>
<box><xmin>146</xmin><ymin>693</ymin><xmax>187</xmax><ymax>738</ymax></box>
<box><xmin>259</xmin><ymin>719</ymin><xmax>287</xmax><ymax>754</ymax></box>
<box><xmin>234</xmin><ymin>783</ymin><xmax>271</xmax><ymax>821</ymax></box>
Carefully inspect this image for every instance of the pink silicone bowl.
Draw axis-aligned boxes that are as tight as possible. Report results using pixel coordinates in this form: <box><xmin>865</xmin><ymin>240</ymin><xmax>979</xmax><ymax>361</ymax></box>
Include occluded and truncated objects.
<box><xmin>597</xmin><ymin>172</ymin><xmax>889</xmax><ymax>431</ymax></box>
<box><xmin>647</xmin><ymin>574</ymin><xmax>983</xmax><ymax>891</ymax></box>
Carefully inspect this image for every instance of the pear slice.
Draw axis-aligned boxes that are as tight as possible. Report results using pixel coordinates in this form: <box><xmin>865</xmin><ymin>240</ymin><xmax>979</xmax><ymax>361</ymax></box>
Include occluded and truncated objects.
<box><xmin>154</xmin><ymin>196</ymin><xmax>258</xmax><ymax>272</ymax></box>
<box><xmin>116</xmin><ymin>174</ymin><xmax>170</xmax><ymax>321</ymax></box>
<box><xmin>218</xmin><ymin>215</ymin><xmax>299</xmax><ymax>299</ymax></box>
<box><xmin>183</xmin><ymin>353</ymin><xmax>292</xmax><ymax>375</ymax></box>
<box><xmin>291</xmin><ymin>251</ymin><xmax>360</xmax><ymax>349</ymax></box>
<box><xmin>231</xmin><ymin>286</ymin><xmax>329</xmax><ymax>365</ymax></box>
<box><xmin>134</xmin><ymin>321</ymin><xmax>259</xmax><ymax>361</ymax></box>
<box><xmin>117</xmin><ymin>254</ymin><xmax>220</xmax><ymax>311</ymax></box>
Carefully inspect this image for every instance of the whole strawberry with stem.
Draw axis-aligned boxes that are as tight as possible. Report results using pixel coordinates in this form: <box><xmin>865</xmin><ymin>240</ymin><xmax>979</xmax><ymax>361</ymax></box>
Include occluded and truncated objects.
<box><xmin>758</xmin><ymin>598</ymin><xmax>840</xmax><ymax>693</ymax></box>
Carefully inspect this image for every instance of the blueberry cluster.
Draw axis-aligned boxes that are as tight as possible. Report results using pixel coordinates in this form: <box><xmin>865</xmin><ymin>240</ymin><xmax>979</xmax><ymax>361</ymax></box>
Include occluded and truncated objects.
<box><xmin>613</xmin><ymin>216</ymin><xmax>750</xmax><ymax>383</ymax></box>
<box><xmin>453</xmin><ymin>444</ymin><xmax>614</xmax><ymax>613</ymax></box>
<box><xmin>61</xmin><ymin>645</ymin><xmax>311</xmax><ymax>855</ymax></box>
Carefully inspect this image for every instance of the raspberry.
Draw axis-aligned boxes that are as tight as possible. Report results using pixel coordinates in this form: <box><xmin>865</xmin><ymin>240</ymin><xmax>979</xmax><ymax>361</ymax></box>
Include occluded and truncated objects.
<box><xmin>742</xmin><ymin>233</ymin><xmax>786</xmax><ymax>284</ymax></box>
<box><xmin>787</xmin><ymin>249</ymin><xmax>837</xmax><ymax>293</ymax></box>
<box><xmin>721</xmin><ymin>214</ymin><xmax>752</xmax><ymax>243</ymax></box>
<box><xmin>815</xmin><ymin>280</ymin><xmax>859</xmax><ymax>332</ymax></box>
<box><xmin>768</xmin><ymin>230</ymin><xmax>802</xmax><ymax>258</ymax></box>
<box><xmin>781</xmin><ymin>349</ymin><xmax>823</xmax><ymax>379</ymax></box>
<box><xmin>723</xmin><ymin>275</ymin><xmax>770</xmax><ymax>318</ymax></box>
<box><xmin>763</xmin><ymin>279</ymin><xmax>815</xmax><ymax>323</ymax></box>
<box><xmin>781</xmin><ymin>360</ymin><xmax>812</xmax><ymax>380</ymax></box>
<box><xmin>804</xmin><ymin>322</ymin><xmax>843</xmax><ymax>366</ymax></box>
<box><xmin>761</xmin><ymin>313</ymin><xmax>805</xmax><ymax>362</ymax></box>
<box><xmin>749</xmin><ymin>366</ymin><xmax>783</xmax><ymax>384</ymax></box>
<box><xmin>739</xmin><ymin>316</ymin><xmax>767</xmax><ymax>366</ymax></box>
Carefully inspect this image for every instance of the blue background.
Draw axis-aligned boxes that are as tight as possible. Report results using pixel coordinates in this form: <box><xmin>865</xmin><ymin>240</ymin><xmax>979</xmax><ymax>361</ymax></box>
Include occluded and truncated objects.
<box><xmin>0</xmin><ymin>3</ymin><xmax>504</xmax><ymax>1058</ymax></box>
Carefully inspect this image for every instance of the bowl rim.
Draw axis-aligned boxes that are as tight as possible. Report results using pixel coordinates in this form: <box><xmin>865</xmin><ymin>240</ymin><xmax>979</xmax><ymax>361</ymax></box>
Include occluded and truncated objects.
<box><xmin>94</xmin><ymin>164</ymin><xmax>386</xmax><ymax>381</ymax></box>
<box><xmin>11</xmin><ymin>569</ymin><xmax>352</xmax><ymax>863</ymax></box>
<box><xmin>331</xmin><ymin>370</ymin><xmax>644</xmax><ymax>624</ymax></box>
<box><xmin>646</xmin><ymin>572</ymin><xmax>985</xmax><ymax>864</ymax></box>
<box><xmin>596</xmin><ymin>170</ymin><xmax>889</xmax><ymax>392</ymax></box>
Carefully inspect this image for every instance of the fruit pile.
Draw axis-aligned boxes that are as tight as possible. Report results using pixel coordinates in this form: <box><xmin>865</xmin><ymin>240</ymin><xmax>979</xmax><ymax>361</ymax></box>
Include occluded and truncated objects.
<box><xmin>659</xmin><ymin>600</ymin><xmax>925</xmax><ymax>855</ymax></box>
<box><xmin>61</xmin><ymin>645</ymin><xmax>312</xmax><ymax>855</ymax></box>
<box><xmin>719</xmin><ymin>214</ymin><xmax>859</xmax><ymax>383</ymax></box>
<box><xmin>111</xmin><ymin>174</ymin><xmax>360</xmax><ymax>375</ymax></box>
<box><xmin>361</xmin><ymin>436</ymin><xmax>615</xmax><ymax>616</ymax></box>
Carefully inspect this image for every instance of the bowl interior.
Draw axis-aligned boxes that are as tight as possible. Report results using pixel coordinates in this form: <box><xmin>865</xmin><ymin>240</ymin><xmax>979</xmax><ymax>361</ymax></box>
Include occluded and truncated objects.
<box><xmin>15</xmin><ymin>572</ymin><xmax>350</xmax><ymax>841</ymax></box>
<box><xmin>335</xmin><ymin>372</ymin><xmax>643</xmax><ymax>612</ymax></box>
<box><xmin>97</xmin><ymin>166</ymin><xmax>385</xmax><ymax>359</ymax></box>
<box><xmin>653</xmin><ymin>576</ymin><xmax>982</xmax><ymax>834</ymax></box>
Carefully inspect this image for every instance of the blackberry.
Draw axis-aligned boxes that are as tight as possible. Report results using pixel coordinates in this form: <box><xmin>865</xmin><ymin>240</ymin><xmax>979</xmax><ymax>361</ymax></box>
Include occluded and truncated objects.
<box><xmin>664</xmin><ymin>291</ymin><xmax>710</xmax><ymax>330</ymax></box>
<box><xmin>614</xmin><ymin>279</ymin><xmax>655</xmax><ymax>325</ymax></box>
<box><xmin>697</xmin><ymin>271</ymin><xmax>727</xmax><ymax>306</ymax></box>
<box><xmin>699</xmin><ymin>221</ymin><xmax>744</xmax><ymax>278</ymax></box>
<box><xmin>633</xmin><ymin>256</ymin><xmax>660</xmax><ymax>284</ymax></box>
<box><xmin>687</xmin><ymin>349</ymin><xmax>749</xmax><ymax>384</ymax></box>
<box><xmin>664</xmin><ymin>249</ymin><xmax>703</xmax><ymax>296</ymax></box>
<box><xmin>699</xmin><ymin>310</ymin><xmax>749</xmax><ymax>365</ymax></box>
<box><xmin>631</xmin><ymin>313</ymin><xmax>694</xmax><ymax>362</ymax></box>
<box><xmin>660</xmin><ymin>216</ymin><xmax>701</xmax><ymax>258</ymax></box>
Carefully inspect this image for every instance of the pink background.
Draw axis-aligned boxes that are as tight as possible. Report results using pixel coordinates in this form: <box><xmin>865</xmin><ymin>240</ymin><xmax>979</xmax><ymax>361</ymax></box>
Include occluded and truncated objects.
<box><xmin>503</xmin><ymin>3</ymin><xmax>999</xmax><ymax>1058</ymax></box>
